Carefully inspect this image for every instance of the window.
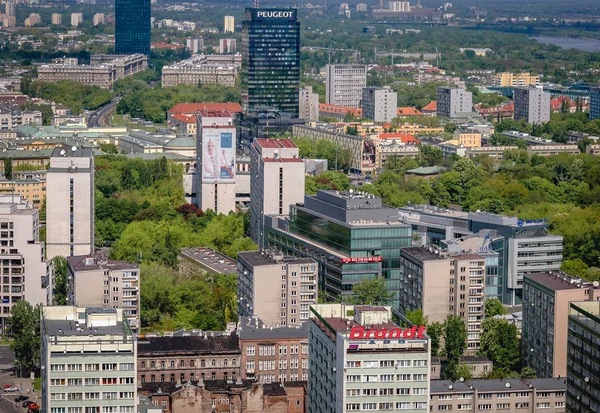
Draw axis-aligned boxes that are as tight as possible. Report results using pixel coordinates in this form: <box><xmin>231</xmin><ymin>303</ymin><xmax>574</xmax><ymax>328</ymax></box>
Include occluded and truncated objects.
<box><xmin>380</xmin><ymin>374</ymin><xmax>394</xmax><ymax>382</ymax></box>
<box><xmin>102</xmin><ymin>378</ymin><xmax>117</xmax><ymax>385</ymax></box>
<box><xmin>346</xmin><ymin>404</ymin><xmax>360</xmax><ymax>411</ymax></box>
<box><xmin>537</xmin><ymin>392</ymin><xmax>550</xmax><ymax>398</ymax></box>
<box><xmin>413</xmin><ymin>374</ymin><xmax>427</xmax><ymax>381</ymax></box>
<box><xmin>363</xmin><ymin>389</ymin><xmax>377</xmax><ymax>396</ymax></box>
<box><xmin>397</xmin><ymin>374</ymin><xmax>411</xmax><ymax>381</ymax></box>
<box><xmin>396</xmin><ymin>402</ymin><xmax>410</xmax><ymax>410</ymax></box>
<box><xmin>363</xmin><ymin>361</ymin><xmax>378</xmax><ymax>368</ymax></box>
<box><xmin>413</xmin><ymin>360</ymin><xmax>427</xmax><ymax>367</ymax></box>
<box><xmin>438</xmin><ymin>406</ymin><xmax>451</xmax><ymax>411</ymax></box>
<box><xmin>536</xmin><ymin>403</ymin><xmax>551</xmax><ymax>409</ymax></box>
<box><xmin>555</xmin><ymin>402</ymin><xmax>565</xmax><ymax>408</ymax></box>
<box><xmin>102</xmin><ymin>363</ymin><xmax>117</xmax><ymax>371</ymax></box>
<box><xmin>497</xmin><ymin>393</ymin><xmax>510</xmax><ymax>399</ymax></box>
<box><xmin>458</xmin><ymin>405</ymin><xmax>472</xmax><ymax>410</ymax></box>
<box><xmin>346</xmin><ymin>389</ymin><xmax>360</xmax><ymax>397</ymax></box>
<box><xmin>516</xmin><ymin>403</ymin><xmax>529</xmax><ymax>409</ymax></box>
<box><xmin>379</xmin><ymin>388</ymin><xmax>393</xmax><ymax>396</ymax></box>
<box><xmin>363</xmin><ymin>375</ymin><xmax>378</xmax><ymax>382</ymax></box>
<box><xmin>497</xmin><ymin>404</ymin><xmax>510</xmax><ymax>410</ymax></box>
<box><xmin>396</xmin><ymin>360</ymin><xmax>411</xmax><ymax>367</ymax></box>
<box><xmin>380</xmin><ymin>360</ymin><xmax>394</xmax><ymax>368</ymax></box>
<box><xmin>412</xmin><ymin>388</ymin><xmax>427</xmax><ymax>395</ymax></box>
<box><xmin>85</xmin><ymin>378</ymin><xmax>99</xmax><ymax>386</ymax></box>
<box><xmin>396</xmin><ymin>388</ymin><xmax>410</xmax><ymax>395</ymax></box>
<box><xmin>414</xmin><ymin>402</ymin><xmax>427</xmax><ymax>410</ymax></box>
<box><xmin>478</xmin><ymin>405</ymin><xmax>492</xmax><ymax>410</ymax></box>
<box><xmin>346</xmin><ymin>375</ymin><xmax>360</xmax><ymax>383</ymax></box>
<box><xmin>361</xmin><ymin>403</ymin><xmax>377</xmax><ymax>410</ymax></box>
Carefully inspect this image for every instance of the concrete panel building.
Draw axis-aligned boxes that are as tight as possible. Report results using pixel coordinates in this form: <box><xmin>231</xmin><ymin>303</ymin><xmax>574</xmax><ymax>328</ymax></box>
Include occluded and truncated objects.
<box><xmin>238</xmin><ymin>316</ymin><xmax>309</xmax><ymax>382</ymax></box>
<box><xmin>326</xmin><ymin>64</ymin><xmax>367</xmax><ymax>107</ymax></box>
<box><xmin>362</xmin><ymin>86</ymin><xmax>397</xmax><ymax>122</ymax></box>
<box><xmin>514</xmin><ymin>86</ymin><xmax>551</xmax><ymax>124</ymax></box>
<box><xmin>70</xmin><ymin>12</ymin><xmax>83</xmax><ymax>27</ymax></box>
<box><xmin>46</xmin><ymin>147</ymin><xmax>94</xmax><ymax>259</ymax></box>
<box><xmin>522</xmin><ymin>272</ymin><xmax>600</xmax><ymax>378</ymax></box>
<box><xmin>66</xmin><ymin>254</ymin><xmax>140</xmax><ymax>333</ymax></box>
<box><xmin>308</xmin><ymin>304</ymin><xmax>430</xmax><ymax>413</ymax></box>
<box><xmin>299</xmin><ymin>86</ymin><xmax>319</xmax><ymax>122</ymax></box>
<box><xmin>237</xmin><ymin>250</ymin><xmax>317</xmax><ymax>328</ymax></box>
<box><xmin>224</xmin><ymin>15</ymin><xmax>235</xmax><ymax>33</ymax></box>
<box><xmin>249</xmin><ymin>138</ymin><xmax>304</xmax><ymax>245</ymax></box>
<box><xmin>591</xmin><ymin>87</ymin><xmax>600</xmax><ymax>120</ymax></box>
<box><xmin>41</xmin><ymin>306</ymin><xmax>137</xmax><ymax>413</ymax></box>
<box><xmin>51</xmin><ymin>13</ymin><xmax>62</xmax><ymax>25</ymax></box>
<box><xmin>436</xmin><ymin>87</ymin><xmax>473</xmax><ymax>117</ymax></box>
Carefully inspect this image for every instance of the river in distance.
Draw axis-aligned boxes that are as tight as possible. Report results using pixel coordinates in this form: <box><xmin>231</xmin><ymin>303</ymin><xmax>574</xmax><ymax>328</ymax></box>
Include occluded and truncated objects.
<box><xmin>529</xmin><ymin>35</ymin><xmax>600</xmax><ymax>52</ymax></box>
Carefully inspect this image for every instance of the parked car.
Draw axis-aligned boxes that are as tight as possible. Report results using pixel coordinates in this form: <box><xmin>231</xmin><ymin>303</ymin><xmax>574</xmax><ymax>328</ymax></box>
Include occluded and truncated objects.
<box><xmin>3</xmin><ymin>385</ymin><xmax>18</xmax><ymax>392</ymax></box>
<box><xmin>23</xmin><ymin>400</ymin><xmax>36</xmax><ymax>407</ymax></box>
<box><xmin>15</xmin><ymin>395</ymin><xmax>28</xmax><ymax>402</ymax></box>
<box><xmin>27</xmin><ymin>403</ymin><xmax>40</xmax><ymax>411</ymax></box>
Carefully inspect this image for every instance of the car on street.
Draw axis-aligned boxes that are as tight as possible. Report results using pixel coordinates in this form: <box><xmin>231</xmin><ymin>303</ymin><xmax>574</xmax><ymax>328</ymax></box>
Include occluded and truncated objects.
<box><xmin>15</xmin><ymin>395</ymin><xmax>28</xmax><ymax>402</ymax></box>
<box><xmin>27</xmin><ymin>403</ymin><xmax>40</xmax><ymax>411</ymax></box>
<box><xmin>3</xmin><ymin>385</ymin><xmax>18</xmax><ymax>392</ymax></box>
<box><xmin>23</xmin><ymin>400</ymin><xmax>36</xmax><ymax>407</ymax></box>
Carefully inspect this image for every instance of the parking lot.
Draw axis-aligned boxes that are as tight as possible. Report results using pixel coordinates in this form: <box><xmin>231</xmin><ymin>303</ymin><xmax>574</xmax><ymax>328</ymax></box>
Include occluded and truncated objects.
<box><xmin>0</xmin><ymin>345</ymin><xmax>39</xmax><ymax>413</ymax></box>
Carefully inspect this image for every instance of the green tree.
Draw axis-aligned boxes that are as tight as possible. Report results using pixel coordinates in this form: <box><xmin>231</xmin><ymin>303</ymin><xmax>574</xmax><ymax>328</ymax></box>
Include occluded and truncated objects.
<box><xmin>455</xmin><ymin>364</ymin><xmax>474</xmax><ymax>381</ymax></box>
<box><xmin>349</xmin><ymin>278</ymin><xmax>393</xmax><ymax>305</ymax></box>
<box><xmin>5</xmin><ymin>158</ymin><xmax>12</xmax><ymax>180</ymax></box>
<box><xmin>405</xmin><ymin>309</ymin><xmax>428</xmax><ymax>326</ymax></box>
<box><xmin>485</xmin><ymin>298</ymin><xmax>507</xmax><ymax>317</ymax></box>
<box><xmin>520</xmin><ymin>366</ymin><xmax>537</xmax><ymax>379</ymax></box>
<box><xmin>443</xmin><ymin>315</ymin><xmax>467</xmax><ymax>380</ymax></box>
<box><xmin>52</xmin><ymin>256</ymin><xmax>68</xmax><ymax>305</ymax></box>
<box><xmin>427</xmin><ymin>322</ymin><xmax>444</xmax><ymax>357</ymax></box>
<box><xmin>8</xmin><ymin>301</ymin><xmax>41</xmax><ymax>371</ymax></box>
<box><xmin>479</xmin><ymin>318</ymin><xmax>521</xmax><ymax>372</ymax></box>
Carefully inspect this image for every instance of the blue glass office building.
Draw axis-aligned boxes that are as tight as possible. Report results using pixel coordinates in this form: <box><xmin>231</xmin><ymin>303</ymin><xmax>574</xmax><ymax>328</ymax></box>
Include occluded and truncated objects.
<box><xmin>242</xmin><ymin>8</ymin><xmax>300</xmax><ymax>117</ymax></box>
<box><xmin>116</xmin><ymin>0</ymin><xmax>151</xmax><ymax>55</ymax></box>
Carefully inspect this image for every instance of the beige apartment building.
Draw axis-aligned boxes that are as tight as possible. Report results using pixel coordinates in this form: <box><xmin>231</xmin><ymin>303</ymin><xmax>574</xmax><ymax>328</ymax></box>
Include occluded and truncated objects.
<box><xmin>38</xmin><ymin>54</ymin><xmax>148</xmax><ymax>89</ymax></box>
<box><xmin>491</xmin><ymin>72</ymin><xmax>540</xmax><ymax>87</ymax></box>
<box><xmin>237</xmin><ymin>250</ymin><xmax>318</xmax><ymax>328</ymax></box>
<box><xmin>224</xmin><ymin>15</ymin><xmax>235</xmax><ymax>33</ymax></box>
<box><xmin>377</xmin><ymin>140</ymin><xmax>420</xmax><ymax>168</ymax></box>
<box><xmin>0</xmin><ymin>179</ymin><xmax>45</xmax><ymax>209</ymax></box>
<box><xmin>238</xmin><ymin>316</ymin><xmax>309</xmax><ymax>383</ymax></box>
<box><xmin>430</xmin><ymin>378</ymin><xmax>566</xmax><ymax>413</ymax></box>
<box><xmin>466</xmin><ymin>146</ymin><xmax>518</xmax><ymax>160</ymax></box>
<box><xmin>66</xmin><ymin>254</ymin><xmax>140</xmax><ymax>332</ymax></box>
<box><xmin>161</xmin><ymin>54</ymin><xmax>242</xmax><ymax>88</ymax></box>
<box><xmin>51</xmin><ymin>13</ymin><xmax>61</xmax><ymax>25</ymax></box>
<box><xmin>522</xmin><ymin>271</ymin><xmax>600</xmax><ymax>378</ymax></box>
<box><xmin>452</xmin><ymin>128</ymin><xmax>482</xmax><ymax>147</ymax></box>
<box><xmin>527</xmin><ymin>144</ymin><xmax>580</xmax><ymax>156</ymax></box>
<box><xmin>399</xmin><ymin>246</ymin><xmax>487</xmax><ymax>355</ymax></box>
<box><xmin>0</xmin><ymin>107</ymin><xmax>42</xmax><ymax>129</ymax></box>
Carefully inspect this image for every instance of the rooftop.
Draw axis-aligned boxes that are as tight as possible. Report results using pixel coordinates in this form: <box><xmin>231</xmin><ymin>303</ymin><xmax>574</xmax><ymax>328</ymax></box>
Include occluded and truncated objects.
<box><xmin>179</xmin><ymin>247</ymin><xmax>238</xmax><ymax>275</ymax></box>
<box><xmin>164</xmin><ymin>137</ymin><xmax>196</xmax><ymax>148</ymax></box>
<box><xmin>527</xmin><ymin>378</ymin><xmax>567</xmax><ymax>391</ymax></box>
<box><xmin>401</xmin><ymin>246</ymin><xmax>448</xmax><ymax>261</ymax></box>
<box><xmin>138</xmin><ymin>334</ymin><xmax>240</xmax><ymax>355</ymax></box>
<box><xmin>524</xmin><ymin>271</ymin><xmax>599</xmax><ymax>292</ymax></box>
<box><xmin>67</xmin><ymin>255</ymin><xmax>138</xmax><ymax>272</ymax></box>
<box><xmin>254</xmin><ymin>138</ymin><xmax>297</xmax><ymax>149</ymax></box>
<box><xmin>405</xmin><ymin>166</ymin><xmax>446</xmax><ymax>175</ymax></box>
<box><xmin>51</xmin><ymin>146</ymin><xmax>93</xmax><ymax>158</ymax></box>
<box><xmin>430</xmin><ymin>380</ymin><xmax>473</xmax><ymax>394</ymax></box>
<box><xmin>44</xmin><ymin>307</ymin><xmax>126</xmax><ymax>337</ymax></box>
<box><xmin>238</xmin><ymin>317</ymin><xmax>308</xmax><ymax>340</ymax></box>
<box><xmin>238</xmin><ymin>249</ymin><xmax>316</xmax><ymax>268</ymax></box>
<box><xmin>169</xmin><ymin>102</ymin><xmax>242</xmax><ymax>114</ymax></box>
<box><xmin>470</xmin><ymin>378</ymin><xmax>530</xmax><ymax>392</ymax></box>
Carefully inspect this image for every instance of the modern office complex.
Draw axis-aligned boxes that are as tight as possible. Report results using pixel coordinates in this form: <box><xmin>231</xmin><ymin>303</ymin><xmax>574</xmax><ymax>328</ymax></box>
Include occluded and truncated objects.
<box><xmin>161</xmin><ymin>54</ymin><xmax>242</xmax><ymax>88</ymax></box>
<box><xmin>242</xmin><ymin>8</ymin><xmax>300</xmax><ymax>117</ymax></box>
<box><xmin>249</xmin><ymin>138</ymin><xmax>304</xmax><ymax>244</ymax></box>
<box><xmin>237</xmin><ymin>249</ymin><xmax>318</xmax><ymax>327</ymax></box>
<box><xmin>398</xmin><ymin>204</ymin><xmax>564</xmax><ymax>305</ymax></box>
<box><xmin>567</xmin><ymin>301</ymin><xmax>600</xmax><ymax>413</ymax></box>
<box><xmin>46</xmin><ymin>147</ymin><xmax>94</xmax><ymax>259</ymax></box>
<box><xmin>115</xmin><ymin>0</ymin><xmax>151</xmax><ymax>55</ymax></box>
<box><xmin>265</xmin><ymin>190</ymin><xmax>412</xmax><ymax>309</ymax></box>
<box><xmin>514</xmin><ymin>86</ymin><xmax>551</xmax><ymax>124</ymax></box>
<box><xmin>0</xmin><ymin>194</ymin><xmax>50</xmax><ymax>333</ymax></box>
<box><xmin>38</xmin><ymin>54</ymin><xmax>148</xmax><ymax>89</ymax></box>
<box><xmin>309</xmin><ymin>304</ymin><xmax>430</xmax><ymax>413</ymax></box>
<box><xmin>399</xmin><ymin>246</ymin><xmax>488</xmax><ymax>354</ymax></box>
<box><xmin>522</xmin><ymin>272</ymin><xmax>600</xmax><ymax>378</ymax></box>
<box><xmin>238</xmin><ymin>316</ymin><xmax>309</xmax><ymax>382</ymax></box>
<box><xmin>436</xmin><ymin>86</ymin><xmax>473</xmax><ymax>117</ymax></box>
<box><xmin>326</xmin><ymin>64</ymin><xmax>367</xmax><ymax>107</ymax></box>
<box><xmin>66</xmin><ymin>254</ymin><xmax>141</xmax><ymax>332</ymax></box>
<box><xmin>590</xmin><ymin>87</ymin><xmax>600</xmax><ymax>120</ymax></box>
<box><xmin>299</xmin><ymin>86</ymin><xmax>319</xmax><ymax>122</ymax></box>
<box><xmin>362</xmin><ymin>87</ymin><xmax>398</xmax><ymax>122</ymax></box>
<box><xmin>41</xmin><ymin>306</ymin><xmax>137</xmax><ymax>413</ymax></box>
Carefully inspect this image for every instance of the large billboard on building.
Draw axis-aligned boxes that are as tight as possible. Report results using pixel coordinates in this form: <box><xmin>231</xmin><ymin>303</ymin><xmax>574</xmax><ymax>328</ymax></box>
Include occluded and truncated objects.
<box><xmin>201</xmin><ymin>128</ymin><xmax>236</xmax><ymax>182</ymax></box>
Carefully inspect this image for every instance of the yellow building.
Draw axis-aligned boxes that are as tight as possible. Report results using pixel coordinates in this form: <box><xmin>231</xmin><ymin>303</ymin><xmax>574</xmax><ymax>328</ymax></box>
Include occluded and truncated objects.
<box><xmin>451</xmin><ymin>128</ymin><xmax>482</xmax><ymax>148</ymax></box>
<box><xmin>0</xmin><ymin>179</ymin><xmax>46</xmax><ymax>208</ymax></box>
<box><xmin>491</xmin><ymin>72</ymin><xmax>540</xmax><ymax>87</ymax></box>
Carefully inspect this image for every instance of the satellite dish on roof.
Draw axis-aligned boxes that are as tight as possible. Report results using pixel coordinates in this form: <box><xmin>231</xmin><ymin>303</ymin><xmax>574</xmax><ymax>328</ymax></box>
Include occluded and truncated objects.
<box><xmin>60</xmin><ymin>149</ymin><xmax>66</xmax><ymax>156</ymax></box>
<box><xmin>593</xmin><ymin>281</ymin><xmax>599</xmax><ymax>287</ymax></box>
<box><xmin>72</xmin><ymin>146</ymin><xmax>77</xmax><ymax>152</ymax></box>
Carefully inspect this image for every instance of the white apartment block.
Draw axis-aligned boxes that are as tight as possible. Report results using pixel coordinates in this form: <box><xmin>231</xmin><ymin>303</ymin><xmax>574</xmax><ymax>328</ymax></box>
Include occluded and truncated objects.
<box><xmin>51</xmin><ymin>13</ymin><xmax>62</xmax><ymax>25</ymax></box>
<box><xmin>71</xmin><ymin>12</ymin><xmax>83</xmax><ymax>27</ymax></box>
<box><xmin>46</xmin><ymin>147</ymin><xmax>94</xmax><ymax>260</ymax></box>
<box><xmin>249</xmin><ymin>138</ymin><xmax>305</xmax><ymax>245</ymax></box>
<box><xmin>436</xmin><ymin>86</ymin><xmax>473</xmax><ymax>117</ymax></box>
<box><xmin>362</xmin><ymin>86</ymin><xmax>397</xmax><ymax>122</ymax></box>
<box><xmin>309</xmin><ymin>304</ymin><xmax>431</xmax><ymax>413</ymax></box>
<box><xmin>299</xmin><ymin>86</ymin><xmax>319</xmax><ymax>122</ymax></box>
<box><xmin>237</xmin><ymin>249</ymin><xmax>318</xmax><ymax>328</ymax></box>
<box><xmin>41</xmin><ymin>306</ymin><xmax>137</xmax><ymax>413</ymax></box>
<box><xmin>514</xmin><ymin>86</ymin><xmax>551</xmax><ymax>125</ymax></box>
<box><xmin>0</xmin><ymin>194</ymin><xmax>50</xmax><ymax>333</ymax></box>
<box><xmin>326</xmin><ymin>64</ymin><xmax>367</xmax><ymax>107</ymax></box>
<box><xmin>66</xmin><ymin>254</ymin><xmax>140</xmax><ymax>333</ymax></box>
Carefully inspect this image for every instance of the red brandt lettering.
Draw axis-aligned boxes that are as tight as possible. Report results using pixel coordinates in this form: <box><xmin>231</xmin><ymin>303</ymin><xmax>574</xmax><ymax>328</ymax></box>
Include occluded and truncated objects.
<box><xmin>348</xmin><ymin>326</ymin><xmax>427</xmax><ymax>340</ymax></box>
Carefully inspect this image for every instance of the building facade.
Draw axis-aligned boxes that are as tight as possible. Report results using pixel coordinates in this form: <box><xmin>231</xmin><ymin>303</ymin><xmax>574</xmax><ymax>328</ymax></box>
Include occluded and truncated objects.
<box><xmin>242</xmin><ymin>8</ymin><xmax>300</xmax><ymax>117</ymax></box>
<box><xmin>0</xmin><ymin>107</ymin><xmax>42</xmax><ymax>129</ymax></box>
<box><xmin>514</xmin><ymin>86</ymin><xmax>551</xmax><ymax>125</ymax></box>
<box><xmin>491</xmin><ymin>72</ymin><xmax>540</xmax><ymax>87</ymax></box>
<box><xmin>70</xmin><ymin>12</ymin><xmax>83</xmax><ymax>27</ymax></box>
<box><xmin>436</xmin><ymin>87</ymin><xmax>473</xmax><ymax>117</ymax></box>
<box><xmin>161</xmin><ymin>54</ymin><xmax>241</xmax><ymax>88</ymax></box>
<box><xmin>309</xmin><ymin>304</ymin><xmax>430</xmax><ymax>413</ymax></box>
<box><xmin>249</xmin><ymin>138</ymin><xmax>304</xmax><ymax>245</ymax></box>
<box><xmin>224</xmin><ymin>16</ymin><xmax>235</xmax><ymax>33</ymax></box>
<box><xmin>326</xmin><ymin>64</ymin><xmax>367</xmax><ymax>108</ymax></box>
<box><xmin>41</xmin><ymin>306</ymin><xmax>137</xmax><ymax>413</ymax></box>
<box><xmin>116</xmin><ymin>0</ymin><xmax>151</xmax><ymax>55</ymax></box>
<box><xmin>590</xmin><ymin>88</ymin><xmax>600</xmax><ymax>120</ymax></box>
<box><xmin>362</xmin><ymin>87</ymin><xmax>397</xmax><ymax>123</ymax></box>
<box><xmin>238</xmin><ymin>316</ymin><xmax>309</xmax><ymax>383</ymax></box>
<box><xmin>566</xmin><ymin>301</ymin><xmax>600</xmax><ymax>413</ymax></box>
<box><xmin>46</xmin><ymin>147</ymin><xmax>94</xmax><ymax>259</ymax></box>
<box><xmin>66</xmin><ymin>254</ymin><xmax>140</xmax><ymax>333</ymax></box>
<box><xmin>137</xmin><ymin>334</ymin><xmax>241</xmax><ymax>385</ymax></box>
<box><xmin>522</xmin><ymin>272</ymin><xmax>600</xmax><ymax>378</ymax></box>
<box><xmin>237</xmin><ymin>250</ymin><xmax>318</xmax><ymax>328</ymax></box>
<box><xmin>299</xmin><ymin>86</ymin><xmax>319</xmax><ymax>122</ymax></box>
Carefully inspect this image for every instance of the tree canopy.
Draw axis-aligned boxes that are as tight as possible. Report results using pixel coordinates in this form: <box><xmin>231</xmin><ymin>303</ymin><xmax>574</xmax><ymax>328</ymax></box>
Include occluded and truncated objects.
<box><xmin>8</xmin><ymin>301</ymin><xmax>41</xmax><ymax>371</ymax></box>
<box><xmin>348</xmin><ymin>278</ymin><xmax>394</xmax><ymax>306</ymax></box>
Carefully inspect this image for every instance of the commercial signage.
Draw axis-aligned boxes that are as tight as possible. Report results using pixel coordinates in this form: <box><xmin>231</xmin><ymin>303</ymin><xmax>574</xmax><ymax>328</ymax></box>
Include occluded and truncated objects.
<box><xmin>201</xmin><ymin>128</ymin><xmax>236</xmax><ymax>183</ymax></box>
<box><xmin>349</xmin><ymin>325</ymin><xmax>427</xmax><ymax>340</ymax></box>
<box><xmin>252</xmin><ymin>9</ymin><xmax>297</xmax><ymax>20</ymax></box>
<box><xmin>517</xmin><ymin>218</ymin><xmax>548</xmax><ymax>227</ymax></box>
<box><xmin>341</xmin><ymin>256</ymin><xmax>383</xmax><ymax>264</ymax></box>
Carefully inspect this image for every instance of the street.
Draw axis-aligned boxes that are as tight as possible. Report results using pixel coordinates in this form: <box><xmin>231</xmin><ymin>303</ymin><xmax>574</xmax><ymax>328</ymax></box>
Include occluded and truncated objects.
<box><xmin>0</xmin><ymin>345</ymin><xmax>39</xmax><ymax>413</ymax></box>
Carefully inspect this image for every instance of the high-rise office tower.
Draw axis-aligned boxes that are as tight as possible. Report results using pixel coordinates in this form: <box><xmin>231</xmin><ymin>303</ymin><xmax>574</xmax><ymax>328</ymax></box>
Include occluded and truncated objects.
<box><xmin>249</xmin><ymin>138</ymin><xmax>304</xmax><ymax>245</ymax></box>
<box><xmin>46</xmin><ymin>147</ymin><xmax>94</xmax><ymax>259</ymax></box>
<box><xmin>514</xmin><ymin>86</ymin><xmax>551</xmax><ymax>125</ymax></box>
<box><xmin>242</xmin><ymin>8</ymin><xmax>300</xmax><ymax>117</ymax></box>
<box><xmin>589</xmin><ymin>87</ymin><xmax>599</xmax><ymax>120</ymax></box>
<box><xmin>326</xmin><ymin>64</ymin><xmax>367</xmax><ymax>107</ymax></box>
<box><xmin>224</xmin><ymin>15</ymin><xmax>235</xmax><ymax>33</ymax></box>
<box><xmin>436</xmin><ymin>86</ymin><xmax>473</xmax><ymax>117</ymax></box>
<box><xmin>115</xmin><ymin>0</ymin><xmax>151</xmax><ymax>55</ymax></box>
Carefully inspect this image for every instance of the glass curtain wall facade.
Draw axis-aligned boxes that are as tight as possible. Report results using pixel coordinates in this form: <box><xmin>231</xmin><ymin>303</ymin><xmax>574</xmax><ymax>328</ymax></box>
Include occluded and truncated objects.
<box><xmin>242</xmin><ymin>8</ymin><xmax>300</xmax><ymax>117</ymax></box>
<box><xmin>115</xmin><ymin>0</ymin><xmax>151</xmax><ymax>55</ymax></box>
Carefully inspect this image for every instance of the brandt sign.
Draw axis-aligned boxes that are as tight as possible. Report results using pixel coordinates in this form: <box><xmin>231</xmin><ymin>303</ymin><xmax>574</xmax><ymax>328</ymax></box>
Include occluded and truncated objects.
<box><xmin>349</xmin><ymin>326</ymin><xmax>427</xmax><ymax>340</ymax></box>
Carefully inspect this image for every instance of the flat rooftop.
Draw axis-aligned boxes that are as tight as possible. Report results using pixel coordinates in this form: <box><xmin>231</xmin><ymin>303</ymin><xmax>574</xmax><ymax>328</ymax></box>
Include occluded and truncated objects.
<box><xmin>44</xmin><ymin>307</ymin><xmax>125</xmax><ymax>337</ymax></box>
<box><xmin>238</xmin><ymin>317</ymin><xmax>308</xmax><ymax>340</ymax></box>
<box><xmin>238</xmin><ymin>249</ymin><xmax>315</xmax><ymax>268</ymax></box>
<box><xmin>524</xmin><ymin>272</ymin><xmax>594</xmax><ymax>291</ymax></box>
<box><xmin>179</xmin><ymin>247</ymin><xmax>237</xmax><ymax>275</ymax></box>
<box><xmin>401</xmin><ymin>246</ymin><xmax>448</xmax><ymax>261</ymax></box>
<box><xmin>254</xmin><ymin>138</ymin><xmax>297</xmax><ymax>149</ymax></box>
<box><xmin>138</xmin><ymin>334</ymin><xmax>240</xmax><ymax>354</ymax></box>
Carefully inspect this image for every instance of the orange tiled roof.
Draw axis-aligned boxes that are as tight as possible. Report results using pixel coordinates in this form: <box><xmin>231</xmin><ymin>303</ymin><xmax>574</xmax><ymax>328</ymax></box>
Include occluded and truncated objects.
<box><xmin>397</xmin><ymin>107</ymin><xmax>422</xmax><ymax>116</ymax></box>
<box><xmin>170</xmin><ymin>113</ymin><xmax>197</xmax><ymax>124</ymax></box>
<box><xmin>319</xmin><ymin>103</ymin><xmax>362</xmax><ymax>117</ymax></box>
<box><xmin>169</xmin><ymin>102</ymin><xmax>243</xmax><ymax>114</ymax></box>
<box><xmin>422</xmin><ymin>101</ymin><xmax>437</xmax><ymax>112</ymax></box>
<box><xmin>379</xmin><ymin>133</ymin><xmax>419</xmax><ymax>144</ymax></box>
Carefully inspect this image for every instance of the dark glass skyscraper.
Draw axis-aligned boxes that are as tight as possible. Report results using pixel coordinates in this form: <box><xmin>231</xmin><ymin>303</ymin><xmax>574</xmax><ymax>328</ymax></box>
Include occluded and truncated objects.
<box><xmin>115</xmin><ymin>0</ymin><xmax>151</xmax><ymax>55</ymax></box>
<box><xmin>242</xmin><ymin>8</ymin><xmax>300</xmax><ymax>117</ymax></box>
